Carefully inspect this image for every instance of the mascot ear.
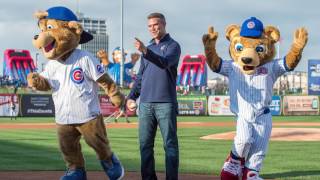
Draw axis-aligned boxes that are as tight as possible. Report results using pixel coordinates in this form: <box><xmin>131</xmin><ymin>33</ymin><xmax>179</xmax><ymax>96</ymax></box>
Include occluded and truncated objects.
<box><xmin>264</xmin><ymin>26</ymin><xmax>280</xmax><ymax>43</ymax></box>
<box><xmin>225</xmin><ymin>24</ymin><xmax>240</xmax><ymax>41</ymax></box>
<box><xmin>34</xmin><ymin>10</ymin><xmax>48</xmax><ymax>19</ymax></box>
<box><xmin>68</xmin><ymin>21</ymin><xmax>83</xmax><ymax>35</ymax></box>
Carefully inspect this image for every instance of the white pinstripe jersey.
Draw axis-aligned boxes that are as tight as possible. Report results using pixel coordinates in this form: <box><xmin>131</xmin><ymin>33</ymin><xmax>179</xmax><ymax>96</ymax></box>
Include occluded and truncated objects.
<box><xmin>218</xmin><ymin>58</ymin><xmax>289</xmax><ymax>121</ymax></box>
<box><xmin>40</xmin><ymin>49</ymin><xmax>105</xmax><ymax>124</ymax></box>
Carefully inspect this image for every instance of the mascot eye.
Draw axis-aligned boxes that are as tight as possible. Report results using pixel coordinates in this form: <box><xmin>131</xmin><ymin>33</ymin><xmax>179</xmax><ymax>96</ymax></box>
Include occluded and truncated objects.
<box><xmin>234</xmin><ymin>43</ymin><xmax>243</xmax><ymax>52</ymax></box>
<box><xmin>47</xmin><ymin>24</ymin><xmax>54</xmax><ymax>29</ymax></box>
<box><xmin>256</xmin><ymin>45</ymin><xmax>265</xmax><ymax>53</ymax></box>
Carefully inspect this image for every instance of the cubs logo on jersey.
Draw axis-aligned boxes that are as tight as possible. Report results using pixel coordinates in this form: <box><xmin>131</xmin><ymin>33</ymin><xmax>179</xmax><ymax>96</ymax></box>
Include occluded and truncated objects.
<box><xmin>71</xmin><ymin>67</ymin><xmax>84</xmax><ymax>84</ymax></box>
<box><xmin>96</xmin><ymin>64</ymin><xmax>104</xmax><ymax>74</ymax></box>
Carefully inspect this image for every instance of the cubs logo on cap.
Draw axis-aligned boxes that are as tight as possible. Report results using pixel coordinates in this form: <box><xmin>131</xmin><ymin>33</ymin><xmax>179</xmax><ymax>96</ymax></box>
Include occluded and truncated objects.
<box><xmin>70</xmin><ymin>67</ymin><xmax>84</xmax><ymax>84</ymax></box>
<box><xmin>247</xmin><ymin>21</ymin><xmax>255</xmax><ymax>29</ymax></box>
<box><xmin>240</xmin><ymin>17</ymin><xmax>264</xmax><ymax>38</ymax></box>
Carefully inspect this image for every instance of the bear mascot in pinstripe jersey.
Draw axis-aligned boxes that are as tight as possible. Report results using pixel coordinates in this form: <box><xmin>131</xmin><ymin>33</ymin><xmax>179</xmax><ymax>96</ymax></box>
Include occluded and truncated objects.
<box><xmin>202</xmin><ymin>17</ymin><xmax>308</xmax><ymax>180</ymax></box>
<box><xmin>27</xmin><ymin>6</ymin><xmax>125</xmax><ymax>180</ymax></box>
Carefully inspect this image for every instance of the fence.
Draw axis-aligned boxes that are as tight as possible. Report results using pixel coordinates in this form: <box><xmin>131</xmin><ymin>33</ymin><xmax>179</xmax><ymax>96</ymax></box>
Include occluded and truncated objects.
<box><xmin>0</xmin><ymin>94</ymin><xmax>319</xmax><ymax>117</ymax></box>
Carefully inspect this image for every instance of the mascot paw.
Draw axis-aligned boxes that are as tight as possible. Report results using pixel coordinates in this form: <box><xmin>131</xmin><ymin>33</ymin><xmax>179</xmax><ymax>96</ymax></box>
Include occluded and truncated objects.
<box><xmin>110</xmin><ymin>93</ymin><xmax>126</xmax><ymax>108</ymax></box>
<box><xmin>294</xmin><ymin>28</ymin><xmax>308</xmax><ymax>49</ymax></box>
<box><xmin>202</xmin><ymin>26</ymin><xmax>218</xmax><ymax>49</ymax></box>
<box><xmin>27</xmin><ymin>73</ymin><xmax>40</xmax><ymax>88</ymax></box>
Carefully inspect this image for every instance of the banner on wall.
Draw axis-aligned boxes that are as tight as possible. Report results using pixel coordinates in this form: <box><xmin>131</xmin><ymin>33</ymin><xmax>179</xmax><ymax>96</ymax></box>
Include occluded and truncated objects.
<box><xmin>99</xmin><ymin>95</ymin><xmax>136</xmax><ymax>116</ymax></box>
<box><xmin>308</xmin><ymin>59</ymin><xmax>320</xmax><ymax>95</ymax></box>
<box><xmin>208</xmin><ymin>96</ymin><xmax>282</xmax><ymax>116</ymax></box>
<box><xmin>208</xmin><ymin>96</ymin><xmax>233</xmax><ymax>116</ymax></box>
<box><xmin>0</xmin><ymin>94</ymin><xmax>19</xmax><ymax>117</ymax></box>
<box><xmin>270</xmin><ymin>96</ymin><xmax>282</xmax><ymax>115</ymax></box>
<box><xmin>20</xmin><ymin>94</ymin><xmax>55</xmax><ymax>117</ymax></box>
<box><xmin>283</xmin><ymin>96</ymin><xmax>319</xmax><ymax>115</ymax></box>
<box><xmin>177</xmin><ymin>95</ymin><xmax>207</xmax><ymax>115</ymax></box>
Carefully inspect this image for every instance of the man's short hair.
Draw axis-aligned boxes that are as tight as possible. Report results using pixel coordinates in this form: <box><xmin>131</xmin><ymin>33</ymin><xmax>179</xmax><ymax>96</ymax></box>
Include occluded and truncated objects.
<box><xmin>147</xmin><ymin>12</ymin><xmax>166</xmax><ymax>23</ymax></box>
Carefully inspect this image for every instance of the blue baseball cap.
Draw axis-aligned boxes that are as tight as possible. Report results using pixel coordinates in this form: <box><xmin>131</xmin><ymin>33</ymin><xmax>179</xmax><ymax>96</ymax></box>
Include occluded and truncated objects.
<box><xmin>112</xmin><ymin>47</ymin><xmax>127</xmax><ymax>55</ymax></box>
<box><xmin>44</xmin><ymin>6</ymin><xmax>93</xmax><ymax>44</ymax></box>
<box><xmin>113</xmin><ymin>47</ymin><xmax>121</xmax><ymax>52</ymax></box>
<box><xmin>240</xmin><ymin>17</ymin><xmax>264</xmax><ymax>38</ymax></box>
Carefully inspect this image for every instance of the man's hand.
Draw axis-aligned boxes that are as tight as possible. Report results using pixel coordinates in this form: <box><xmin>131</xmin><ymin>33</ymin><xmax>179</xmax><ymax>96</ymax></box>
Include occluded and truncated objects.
<box><xmin>126</xmin><ymin>99</ymin><xmax>137</xmax><ymax>112</ymax></box>
<box><xmin>134</xmin><ymin>37</ymin><xmax>147</xmax><ymax>55</ymax></box>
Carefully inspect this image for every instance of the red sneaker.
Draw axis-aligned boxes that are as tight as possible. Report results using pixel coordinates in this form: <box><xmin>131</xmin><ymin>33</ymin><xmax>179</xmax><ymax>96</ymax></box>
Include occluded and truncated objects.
<box><xmin>242</xmin><ymin>167</ymin><xmax>263</xmax><ymax>180</ymax></box>
<box><xmin>220</xmin><ymin>154</ymin><xmax>244</xmax><ymax>180</ymax></box>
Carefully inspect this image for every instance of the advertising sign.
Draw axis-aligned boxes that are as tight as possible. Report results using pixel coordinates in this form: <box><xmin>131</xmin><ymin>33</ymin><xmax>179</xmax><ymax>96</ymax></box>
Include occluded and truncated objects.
<box><xmin>283</xmin><ymin>96</ymin><xmax>319</xmax><ymax>115</ymax></box>
<box><xmin>208</xmin><ymin>96</ymin><xmax>281</xmax><ymax>116</ymax></box>
<box><xmin>0</xmin><ymin>94</ymin><xmax>19</xmax><ymax>117</ymax></box>
<box><xmin>308</xmin><ymin>59</ymin><xmax>320</xmax><ymax>95</ymax></box>
<box><xmin>99</xmin><ymin>95</ymin><xmax>136</xmax><ymax>116</ymax></box>
<box><xmin>270</xmin><ymin>96</ymin><xmax>281</xmax><ymax>115</ymax></box>
<box><xmin>177</xmin><ymin>95</ymin><xmax>207</xmax><ymax>115</ymax></box>
<box><xmin>208</xmin><ymin>96</ymin><xmax>233</xmax><ymax>116</ymax></box>
<box><xmin>20</xmin><ymin>94</ymin><xmax>55</xmax><ymax>117</ymax></box>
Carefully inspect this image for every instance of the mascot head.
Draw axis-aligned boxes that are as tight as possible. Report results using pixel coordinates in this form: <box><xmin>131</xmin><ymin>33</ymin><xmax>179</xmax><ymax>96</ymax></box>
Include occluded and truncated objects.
<box><xmin>226</xmin><ymin>17</ymin><xmax>280</xmax><ymax>75</ymax></box>
<box><xmin>32</xmin><ymin>6</ymin><xmax>93</xmax><ymax>60</ymax></box>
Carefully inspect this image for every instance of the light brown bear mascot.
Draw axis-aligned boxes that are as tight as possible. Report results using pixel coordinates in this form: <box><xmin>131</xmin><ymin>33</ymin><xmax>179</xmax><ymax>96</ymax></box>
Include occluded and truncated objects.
<box><xmin>202</xmin><ymin>17</ymin><xmax>308</xmax><ymax>180</ymax></box>
<box><xmin>28</xmin><ymin>6</ymin><xmax>125</xmax><ymax>180</ymax></box>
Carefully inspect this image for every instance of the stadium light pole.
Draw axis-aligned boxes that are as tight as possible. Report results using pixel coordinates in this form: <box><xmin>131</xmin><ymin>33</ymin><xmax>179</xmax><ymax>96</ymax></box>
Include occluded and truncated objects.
<box><xmin>41</xmin><ymin>63</ymin><xmax>45</xmax><ymax>72</ymax></box>
<box><xmin>35</xmin><ymin>53</ymin><xmax>39</xmax><ymax>71</ymax></box>
<box><xmin>277</xmin><ymin>26</ymin><xmax>281</xmax><ymax>95</ymax></box>
<box><xmin>120</xmin><ymin>0</ymin><xmax>124</xmax><ymax>88</ymax></box>
<box><xmin>299</xmin><ymin>72</ymin><xmax>302</xmax><ymax>94</ymax></box>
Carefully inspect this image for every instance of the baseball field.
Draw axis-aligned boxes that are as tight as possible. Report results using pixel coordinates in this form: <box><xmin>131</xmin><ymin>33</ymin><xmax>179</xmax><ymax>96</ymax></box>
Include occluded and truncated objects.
<box><xmin>0</xmin><ymin>115</ymin><xmax>319</xmax><ymax>180</ymax></box>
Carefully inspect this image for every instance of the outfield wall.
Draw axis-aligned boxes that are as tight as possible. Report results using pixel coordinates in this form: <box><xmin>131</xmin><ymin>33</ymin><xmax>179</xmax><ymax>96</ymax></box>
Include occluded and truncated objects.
<box><xmin>0</xmin><ymin>94</ymin><xmax>319</xmax><ymax>117</ymax></box>
<box><xmin>206</xmin><ymin>95</ymin><xmax>318</xmax><ymax>116</ymax></box>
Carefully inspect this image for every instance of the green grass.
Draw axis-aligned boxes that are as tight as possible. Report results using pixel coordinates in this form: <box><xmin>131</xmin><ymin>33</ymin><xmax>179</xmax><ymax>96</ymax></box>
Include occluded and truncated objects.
<box><xmin>0</xmin><ymin>115</ymin><xmax>319</xmax><ymax>123</ymax></box>
<box><xmin>0</xmin><ymin>117</ymin><xmax>56</xmax><ymax>123</ymax></box>
<box><xmin>0</xmin><ymin>116</ymin><xmax>320</xmax><ymax>179</ymax></box>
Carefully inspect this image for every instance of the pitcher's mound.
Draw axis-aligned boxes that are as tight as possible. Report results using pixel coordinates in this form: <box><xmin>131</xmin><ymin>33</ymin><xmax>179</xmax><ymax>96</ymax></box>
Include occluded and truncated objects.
<box><xmin>201</xmin><ymin>128</ymin><xmax>320</xmax><ymax>141</ymax></box>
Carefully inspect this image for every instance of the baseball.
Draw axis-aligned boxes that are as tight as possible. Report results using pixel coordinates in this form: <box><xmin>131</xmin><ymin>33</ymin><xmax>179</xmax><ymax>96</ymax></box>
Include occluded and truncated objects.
<box><xmin>128</xmin><ymin>102</ymin><xmax>137</xmax><ymax>109</ymax></box>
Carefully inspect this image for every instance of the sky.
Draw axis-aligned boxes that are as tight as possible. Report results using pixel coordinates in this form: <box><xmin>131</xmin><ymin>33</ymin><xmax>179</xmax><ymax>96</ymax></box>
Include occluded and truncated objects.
<box><xmin>0</xmin><ymin>0</ymin><xmax>319</xmax><ymax>78</ymax></box>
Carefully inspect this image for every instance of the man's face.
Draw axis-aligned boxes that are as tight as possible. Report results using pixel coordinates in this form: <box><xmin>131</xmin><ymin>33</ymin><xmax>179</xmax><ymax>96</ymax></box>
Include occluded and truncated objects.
<box><xmin>148</xmin><ymin>18</ymin><xmax>166</xmax><ymax>40</ymax></box>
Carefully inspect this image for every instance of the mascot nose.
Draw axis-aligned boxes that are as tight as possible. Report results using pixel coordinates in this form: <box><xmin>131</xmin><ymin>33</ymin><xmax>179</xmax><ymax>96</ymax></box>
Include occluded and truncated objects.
<box><xmin>241</xmin><ymin>57</ymin><xmax>253</xmax><ymax>64</ymax></box>
<box><xmin>34</xmin><ymin>35</ymin><xmax>39</xmax><ymax>40</ymax></box>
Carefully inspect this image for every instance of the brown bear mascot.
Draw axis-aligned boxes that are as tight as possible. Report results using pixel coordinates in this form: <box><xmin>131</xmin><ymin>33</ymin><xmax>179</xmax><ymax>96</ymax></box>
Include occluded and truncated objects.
<box><xmin>202</xmin><ymin>17</ymin><xmax>308</xmax><ymax>180</ymax></box>
<box><xmin>28</xmin><ymin>6</ymin><xmax>125</xmax><ymax>180</ymax></box>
